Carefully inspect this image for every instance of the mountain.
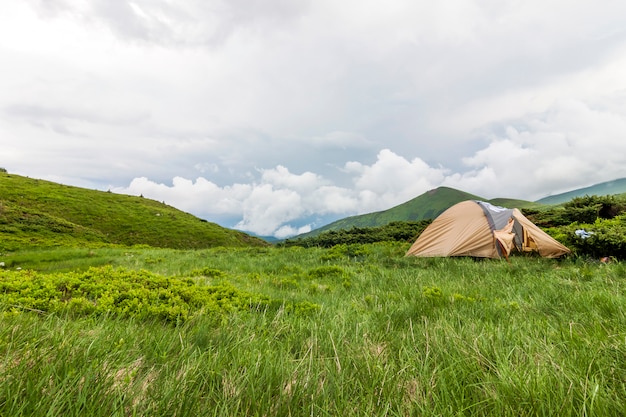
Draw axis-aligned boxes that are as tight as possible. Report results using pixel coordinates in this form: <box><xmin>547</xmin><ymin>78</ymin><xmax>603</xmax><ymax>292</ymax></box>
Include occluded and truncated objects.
<box><xmin>294</xmin><ymin>177</ymin><xmax>626</xmax><ymax>240</ymax></box>
<box><xmin>295</xmin><ymin>187</ymin><xmax>539</xmax><ymax>239</ymax></box>
<box><xmin>536</xmin><ymin>178</ymin><xmax>626</xmax><ymax>205</ymax></box>
<box><xmin>0</xmin><ymin>172</ymin><xmax>268</xmax><ymax>251</ymax></box>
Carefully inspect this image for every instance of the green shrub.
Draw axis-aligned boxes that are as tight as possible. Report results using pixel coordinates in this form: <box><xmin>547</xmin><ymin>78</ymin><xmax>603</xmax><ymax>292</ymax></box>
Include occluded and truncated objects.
<box><xmin>307</xmin><ymin>265</ymin><xmax>347</xmax><ymax>279</ymax></box>
<box><xmin>527</xmin><ymin>194</ymin><xmax>626</xmax><ymax>227</ymax></box>
<box><xmin>557</xmin><ymin>215</ymin><xmax>626</xmax><ymax>259</ymax></box>
<box><xmin>0</xmin><ymin>266</ymin><xmax>317</xmax><ymax>323</ymax></box>
<box><xmin>189</xmin><ymin>267</ymin><xmax>226</xmax><ymax>278</ymax></box>
<box><xmin>422</xmin><ymin>285</ymin><xmax>443</xmax><ymax>300</ymax></box>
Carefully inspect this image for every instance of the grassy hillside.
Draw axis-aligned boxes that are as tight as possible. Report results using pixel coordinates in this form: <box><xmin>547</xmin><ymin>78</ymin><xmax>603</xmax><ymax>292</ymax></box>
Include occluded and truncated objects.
<box><xmin>0</xmin><ymin>172</ymin><xmax>267</xmax><ymax>251</ymax></box>
<box><xmin>536</xmin><ymin>177</ymin><xmax>626</xmax><ymax>205</ymax></box>
<box><xmin>297</xmin><ymin>187</ymin><xmax>539</xmax><ymax>238</ymax></box>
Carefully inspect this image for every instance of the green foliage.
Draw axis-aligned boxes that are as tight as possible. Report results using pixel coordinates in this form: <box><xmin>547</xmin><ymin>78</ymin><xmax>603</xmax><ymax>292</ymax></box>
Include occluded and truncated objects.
<box><xmin>307</xmin><ymin>265</ymin><xmax>352</xmax><ymax>289</ymax></box>
<box><xmin>523</xmin><ymin>195</ymin><xmax>626</xmax><ymax>259</ymax></box>
<box><xmin>318</xmin><ymin>243</ymin><xmax>372</xmax><ymax>261</ymax></box>
<box><xmin>189</xmin><ymin>267</ymin><xmax>227</xmax><ymax>278</ymax></box>
<box><xmin>0</xmin><ymin>266</ymin><xmax>318</xmax><ymax>323</ymax></box>
<box><xmin>558</xmin><ymin>215</ymin><xmax>626</xmax><ymax>259</ymax></box>
<box><xmin>526</xmin><ymin>194</ymin><xmax>626</xmax><ymax>227</ymax></box>
<box><xmin>562</xmin><ymin>195</ymin><xmax>626</xmax><ymax>223</ymax></box>
<box><xmin>422</xmin><ymin>285</ymin><xmax>443</xmax><ymax>299</ymax></box>
<box><xmin>307</xmin><ymin>265</ymin><xmax>345</xmax><ymax>279</ymax></box>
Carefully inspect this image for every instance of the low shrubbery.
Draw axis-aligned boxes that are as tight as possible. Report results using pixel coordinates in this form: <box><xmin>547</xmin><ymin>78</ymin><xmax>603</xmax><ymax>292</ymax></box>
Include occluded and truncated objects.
<box><xmin>281</xmin><ymin>220</ymin><xmax>431</xmax><ymax>248</ymax></box>
<box><xmin>525</xmin><ymin>195</ymin><xmax>626</xmax><ymax>259</ymax></box>
<box><xmin>555</xmin><ymin>215</ymin><xmax>626</xmax><ymax>259</ymax></box>
<box><xmin>0</xmin><ymin>265</ymin><xmax>319</xmax><ymax>323</ymax></box>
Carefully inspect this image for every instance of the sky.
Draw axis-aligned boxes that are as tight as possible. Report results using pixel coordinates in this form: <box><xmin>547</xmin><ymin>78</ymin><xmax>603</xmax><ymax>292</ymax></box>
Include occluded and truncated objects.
<box><xmin>2</xmin><ymin>0</ymin><xmax>626</xmax><ymax>238</ymax></box>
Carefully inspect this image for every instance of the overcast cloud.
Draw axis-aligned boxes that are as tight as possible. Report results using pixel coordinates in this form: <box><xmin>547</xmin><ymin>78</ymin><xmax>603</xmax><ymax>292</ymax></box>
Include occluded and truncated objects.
<box><xmin>2</xmin><ymin>0</ymin><xmax>626</xmax><ymax>237</ymax></box>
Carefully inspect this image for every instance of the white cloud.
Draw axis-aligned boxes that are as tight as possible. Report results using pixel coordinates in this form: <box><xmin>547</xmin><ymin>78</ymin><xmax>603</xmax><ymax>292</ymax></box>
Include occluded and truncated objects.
<box><xmin>22</xmin><ymin>0</ymin><xmax>310</xmax><ymax>47</ymax></box>
<box><xmin>3</xmin><ymin>0</ymin><xmax>626</xmax><ymax>238</ymax></box>
<box><xmin>112</xmin><ymin>169</ymin><xmax>341</xmax><ymax>237</ymax></box>
<box><xmin>112</xmin><ymin>149</ymin><xmax>451</xmax><ymax>237</ymax></box>
<box><xmin>260</xmin><ymin>165</ymin><xmax>325</xmax><ymax>192</ymax></box>
<box><xmin>346</xmin><ymin>149</ymin><xmax>447</xmax><ymax>210</ymax></box>
<box><xmin>274</xmin><ymin>224</ymin><xmax>312</xmax><ymax>240</ymax></box>
<box><xmin>112</xmin><ymin>176</ymin><xmax>252</xmax><ymax>216</ymax></box>
<box><xmin>309</xmin><ymin>186</ymin><xmax>359</xmax><ymax>214</ymax></box>
<box><xmin>103</xmin><ymin>97</ymin><xmax>626</xmax><ymax>237</ymax></box>
<box><xmin>234</xmin><ymin>184</ymin><xmax>303</xmax><ymax>236</ymax></box>
<box><xmin>310</xmin><ymin>131</ymin><xmax>374</xmax><ymax>150</ymax></box>
<box><xmin>444</xmin><ymin>99</ymin><xmax>626</xmax><ymax>200</ymax></box>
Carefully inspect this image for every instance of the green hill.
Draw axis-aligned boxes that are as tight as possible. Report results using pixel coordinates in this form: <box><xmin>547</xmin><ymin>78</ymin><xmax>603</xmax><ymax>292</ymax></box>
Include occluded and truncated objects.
<box><xmin>0</xmin><ymin>172</ymin><xmax>267</xmax><ymax>251</ymax></box>
<box><xmin>297</xmin><ymin>187</ymin><xmax>539</xmax><ymax>239</ymax></box>
<box><xmin>536</xmin><ymin>178</ymin><xmax>626</xmax><ymax>205</ymax></box>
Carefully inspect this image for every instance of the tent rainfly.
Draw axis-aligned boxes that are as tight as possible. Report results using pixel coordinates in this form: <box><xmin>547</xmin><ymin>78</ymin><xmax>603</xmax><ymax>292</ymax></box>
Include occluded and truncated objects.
<box><xmin>405</xmin><ymin>200</ymin><xmax>570</xmax><ymax>259</ymax></box>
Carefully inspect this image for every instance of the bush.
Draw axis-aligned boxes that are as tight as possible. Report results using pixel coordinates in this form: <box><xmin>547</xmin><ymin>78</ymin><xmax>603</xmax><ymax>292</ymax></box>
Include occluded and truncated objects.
<box><xmin>526</xmin><ymin>195</ymin><xmax>626</xmax><ymax>227</ymax></box>
<box><xmin>562</xmin><ymin>195</ymin><xmax>626</xmax><ymax>223</ymax></box>
<box><xmin>0</xmin><ymin>266</ymin><xmax>320</xmax><ymax>323</ymax></box>
<box><xmin>557</xmin><ymin>215</ymin><xmax>626</xmax><ymax>259</ymax></box>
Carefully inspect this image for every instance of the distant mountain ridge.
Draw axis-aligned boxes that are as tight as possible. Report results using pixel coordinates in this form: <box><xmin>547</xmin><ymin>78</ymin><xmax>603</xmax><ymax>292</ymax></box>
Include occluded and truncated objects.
<box><xmin>536</xmin><ymin>178</ymin><xmax>626</xmax><ymax>205</ymax></box>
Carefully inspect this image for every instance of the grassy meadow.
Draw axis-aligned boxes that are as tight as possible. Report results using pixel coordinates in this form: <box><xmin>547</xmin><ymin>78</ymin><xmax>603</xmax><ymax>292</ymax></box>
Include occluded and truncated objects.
<box><xmin>2</xmin><ymin>243</ymin><xmax>625</xmax><ymax>416</ymax></box>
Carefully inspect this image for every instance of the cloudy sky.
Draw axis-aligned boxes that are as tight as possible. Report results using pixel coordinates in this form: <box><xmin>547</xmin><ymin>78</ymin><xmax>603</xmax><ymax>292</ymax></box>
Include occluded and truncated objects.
<box><xmin>2</xmin><ymin>0</ymin><xmax>626</xmax><ymax>237</ymax></box>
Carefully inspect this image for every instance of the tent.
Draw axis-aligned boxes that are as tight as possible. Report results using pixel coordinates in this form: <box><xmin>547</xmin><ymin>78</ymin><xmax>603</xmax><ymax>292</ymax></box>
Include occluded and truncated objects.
<box><xmin>406</xmin><ymin>200</ymin><xmax>570</xmax><ymax>259</ymax></box>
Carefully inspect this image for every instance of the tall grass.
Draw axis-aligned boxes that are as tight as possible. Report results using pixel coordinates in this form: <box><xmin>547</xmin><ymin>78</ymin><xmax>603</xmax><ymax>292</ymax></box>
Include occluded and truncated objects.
<box><xmin>2</xmin><ymin>243</ymin><xmax>625</xmax><ymax>416</ymax></box>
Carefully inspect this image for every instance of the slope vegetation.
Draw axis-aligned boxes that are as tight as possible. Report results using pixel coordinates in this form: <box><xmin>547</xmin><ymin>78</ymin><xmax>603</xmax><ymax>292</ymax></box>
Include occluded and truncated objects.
<box><xmin>0</xmin><ymin>173</ymin><xmax>267</xmax><ymax>251</ymax></box>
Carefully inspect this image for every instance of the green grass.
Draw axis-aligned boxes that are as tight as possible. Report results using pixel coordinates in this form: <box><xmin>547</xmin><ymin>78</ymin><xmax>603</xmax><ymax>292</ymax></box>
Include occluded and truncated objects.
<box><xmin>1</xmin><ymin>244</ymin><xmax>625</xmax><ymax>416</ymax></box>
<box><xmin>0</xmin><ymin>172</ymin><xmax>267</xmax><ymax>250</ymax></box>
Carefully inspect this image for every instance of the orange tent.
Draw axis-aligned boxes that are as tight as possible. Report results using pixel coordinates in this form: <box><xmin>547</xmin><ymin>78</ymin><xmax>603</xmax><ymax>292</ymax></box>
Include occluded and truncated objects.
<box><xmin>406</xmin><ymin>200</ymin><xmax>570</xmax><ymax>259</ymax></box>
